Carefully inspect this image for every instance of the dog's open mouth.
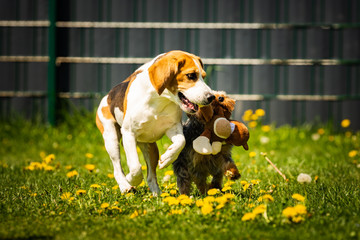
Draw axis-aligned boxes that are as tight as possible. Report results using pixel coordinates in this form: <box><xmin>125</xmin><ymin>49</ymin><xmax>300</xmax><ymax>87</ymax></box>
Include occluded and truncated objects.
<box><xmin>178</xmin><ymin>92</ymin><xmax>198</xmax><ymax>113</ymax></box>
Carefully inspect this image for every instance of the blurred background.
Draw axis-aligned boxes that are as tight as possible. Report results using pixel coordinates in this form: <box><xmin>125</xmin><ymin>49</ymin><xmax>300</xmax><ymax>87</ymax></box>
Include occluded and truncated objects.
<box><xmin>0</xmin><ymin>0</ymin><xmax>359</xmax><ymax>129</ymax></box>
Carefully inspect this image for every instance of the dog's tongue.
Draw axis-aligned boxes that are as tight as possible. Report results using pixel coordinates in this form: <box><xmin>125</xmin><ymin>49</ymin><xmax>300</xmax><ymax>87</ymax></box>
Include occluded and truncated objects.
<box><xmin>183</xmin><ymin>98</ymin><xmax>198</xmax><ymax>111</ymax></box>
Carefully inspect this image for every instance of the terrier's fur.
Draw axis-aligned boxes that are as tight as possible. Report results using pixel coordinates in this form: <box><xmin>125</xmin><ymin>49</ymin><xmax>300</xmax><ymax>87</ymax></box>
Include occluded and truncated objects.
<box><xmin>173</xmin><ymin>92</ymin><xmax>241</xmax><ymax>195</ymax></box>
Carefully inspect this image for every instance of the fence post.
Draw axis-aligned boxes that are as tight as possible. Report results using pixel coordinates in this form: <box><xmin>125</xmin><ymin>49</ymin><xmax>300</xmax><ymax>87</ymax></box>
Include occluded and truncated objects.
<box><xmin>47</xmin><ymin>0</ymin><xmax>57</xmax><ymax>125</ymax></box>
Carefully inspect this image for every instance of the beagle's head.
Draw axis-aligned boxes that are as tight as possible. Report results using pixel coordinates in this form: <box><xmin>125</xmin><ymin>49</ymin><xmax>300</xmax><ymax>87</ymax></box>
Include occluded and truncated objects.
<box><xmin>148</xmin><ymin>50</ymin><xmax>214</xmax><ymax>114</ymax></box>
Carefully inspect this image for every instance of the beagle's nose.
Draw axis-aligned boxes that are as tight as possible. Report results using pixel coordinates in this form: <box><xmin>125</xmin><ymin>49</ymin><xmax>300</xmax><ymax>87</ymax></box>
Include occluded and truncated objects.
<box><xmin>207</xmin><ymin>94</ymin><xmax>215</xmax><ymax>104</ymax></box>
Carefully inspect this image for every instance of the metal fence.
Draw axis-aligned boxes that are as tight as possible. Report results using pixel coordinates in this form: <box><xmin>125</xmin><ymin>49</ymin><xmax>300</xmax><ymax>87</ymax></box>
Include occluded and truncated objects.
<box><xmin>0</xmin><ymin>0</ymin><xmax>359</xmax><ymax>129</ymax></box>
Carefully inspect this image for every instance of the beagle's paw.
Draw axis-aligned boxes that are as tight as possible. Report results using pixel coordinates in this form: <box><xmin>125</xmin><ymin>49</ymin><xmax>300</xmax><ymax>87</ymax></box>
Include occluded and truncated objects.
<box><xmin>193</xmin><ymin>136</ymin><xmax>212</xmax><ymax>155</ymax></box>
<box><xmin>158</xmin><ymin>153</ymin><xmax>177</xmax><ymax>169</ymax></box>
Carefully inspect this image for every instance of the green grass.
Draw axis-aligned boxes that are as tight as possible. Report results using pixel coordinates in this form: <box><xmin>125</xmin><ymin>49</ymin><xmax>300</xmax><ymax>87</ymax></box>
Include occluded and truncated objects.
<box><xmin>0</xmin><ymin>112</ymin><xmax>359</xmax><ymax>240</ymax></box>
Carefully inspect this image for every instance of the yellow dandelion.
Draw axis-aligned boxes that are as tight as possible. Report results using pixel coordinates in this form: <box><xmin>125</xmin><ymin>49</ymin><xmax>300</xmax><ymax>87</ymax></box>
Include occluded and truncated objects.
<box><xmin>221</xmin><ymin>186</ymin><xmax>232</xmax><ymax>192</ymax></box>
<box><xmin>251</xmin><ymin>179</ymin><xmax>261</xmax><ymax>185</ymax></box>
<box><xmin>317</xmin><ymin>128</ymin><xmax>325</xmax><ymax>135</ymax></box>
<box><xmin>207</xmin><ymin>188</ymin><xmax>219</xmax><ymax>196</ymax></box>
<box><xmin>170</xmin><ymin>209</ymin><xmax>183</xmax><ymax>215</ymax></box>
<box><xmin>90</xmin><ymin>184</ymin><xmax>101</xmax><ymax>189</ymax></box>
<box><xmin>292</xmin><ymin>193</ymin><xmax>305</xmax><ymax>202</ymax></box>
<box><xmin>39</xmin><ymin>151</ymin><xmax>46</xmax><ymax>160</ymax></box>
<box><xmin>66</xmin><ymin>170</ymin><xmax>78</xmax><ymax>178</ymax></box>
<box><xmin>262</xmin><ymin>194</ymin><xmax>274</xmax><ymax>202</ymax></box>
<box><xmin>249</xmin><ymin>152</ymin><xmax>256</xmax><ymax>158</ymax></box>
<box><xmin>261</xmin><ymin>125</ymin><xmax>271</xmax><ymax>132</ymax></box>
<box><xmin>201</xmin><ymin>203</ymin><xmax>213</xmax><ymax>215</ymax></box>
<box><xmin>177</xmin><ymin>194</ymin><xmax>189</xmax><ymax>201</ymax></box>
<box><xmin>130</xmin><ymin>210</ymin><xmax>139</xmax><ymax>219</ymax></box>
<box><xmin>160</xmin><ymin>192</ymin><xmax>170</xmax><ymax>197</ymax></box>
<box><xmin>241</xmin><ymin>212</ymin><xmax>256</xmax><ymax>221</ymax></box>
<box><xmin>243</xmin><ymin>183</ymin><xmax>250</xmax><ymax>191</ymax></box>
<box><xmin>196</xmin><ymin>199</ymin><xmax>204</xmax><ymax>207</ymax></box>
<box><xmin>250</xmin><ymin>114</ymin><xmax>259</xmax><ymax>121</ymax></box>
<box><xmin>341</xmin><ymin>119</ymin><xmax>350</xmax><ymax>128</ymax></box>
<box><xmin>216</xmin><ymin>204</ymin><xmax>225</xmax><ymax>210</ymax></box>
<box><xmin>215</xmin><ymin>196</ymin><xmax>228</xmax><ymax>205</ymax></box>
<box><xmin>163</xmin><ymin>196</ymin><xmax>179</xmax><ymax>206</ymax></box>
<box><xmin>224</xmin><ymin>180</ymin><xmax>235</xmax><ymax>187</ymax></box>
<box><xmin>294</xmin><ymin>204</ymin><xmax>307</xmax><ymax>215</ymax></box>
<box><xmin>60</xmin><ymin>192</ymin><xmax>74</xmax><ymax>201</ymax></box>
<box><xmin>100</xmin><ymin>203</ymin><xmax>110</xmax><ymax>209</ymax></box>
<box><xmin>223</xmin><ymin>193</ymin><xmax>235</xmax><ymax>200</ymax></box>
<box><xmin>85</xmin><ymin>153</ymin><xmax>94</xmax><ymax>159</ymax></box>
<box><xmin>282</xmin><ymin>206</ymin><xmax>297</xmax><ymax>218</ymax></box>
<box><xmin>349</xmin><ymin>150</ymin><xmax>358</xmax><ymax>158</ymax></box>
<box><xmin>180</xmin><ymin>198</ymin><xmax>193</xmax><ymax>206</ymax></box>
<box><xmin>248</xmin><ymin>121</ymin><xmax>257</xmax><ymax>128</ymax></box>
<box><xmin>141</xmin><ymin>165</ymin><xmax>147</xmax><ymax>170</ymax></box>
<box><xmin>240</xmin><ymin>180</ymin><xmax>248</xmax><ymax>185</ymax></box>
<box><xmin>76</xmin><ymin>189</ymin><xmax>86</xmax><ymax>195</ymax></box>
<box><xmin>30</xmin><ymin>193</ymin><xmax>37</xmax><ymax>197</ymax></box>
<box><xmin>170</xmin><ymin>189</ymin><xmax>177</xmax><ymax>195</ymax></box>
<box><xmin>242</xmin><ymin>109</ymin><xmax>253</xmax><ymax>122</ymax></box>
<box><xmin>107</xmin><ymin>173</ymin><xmax>114</xmax><ymax>178</ymax></box>
<box><xmin>292</xmin><ymin>216</ymin><xmax>304</xmax><ymax>223</ymax></box>
<box><xmin>43</xmin><ymin>165</ymin><xmax>55</xmax><ymax>171</ymax></box>
<box><xmin>84</xmin><ymin>164</ymin><xmax>96</xmax><ymax>171</ymax></box>
<box><xmin>44</xmin><ymin>154</ymin><xmax>55</xmax><ymax>164</ymax></box>
<box><xmin>112</xmin><ymin>185</ymin><xmax>119</xmax><ymax>190</ymax></box>
<box><xmin>255</xmin><ymin>109</ymin><xmax>265</xmax><ymax>117</ymax></box>
<box><xmin>164</xmin><ymin>170</ymin><xmax>174</xmax><ymax>176</ymax></box>
<box><xmin>139</xmin><ymin>180</ymin><xmax>145</xmax><ymax>187</ymax></box>
<box><xmin>203</xmin><ymin>196</ymin><xmax>215</xmax><ymax>204</ymax></box>
<box><xmin>252</xmin><ymin>204</ymin><xmax>266</xmax><ymax>215</ymax></box>
<box><xmin>65</xmin><ymin>165</ymin><xmax>73</xmax><ymax>170</ymax></box>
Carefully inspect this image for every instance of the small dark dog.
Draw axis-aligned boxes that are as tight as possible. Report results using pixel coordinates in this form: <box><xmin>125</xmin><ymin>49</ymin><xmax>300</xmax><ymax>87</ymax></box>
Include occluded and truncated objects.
<box><xmin>173</xmin><ymin>91</ymin><xmax>244</xmax><ymax>195</ymax></box>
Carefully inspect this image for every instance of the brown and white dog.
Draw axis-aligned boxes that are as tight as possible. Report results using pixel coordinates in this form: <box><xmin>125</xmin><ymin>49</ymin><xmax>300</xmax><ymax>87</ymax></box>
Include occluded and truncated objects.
<box><xmin>96</xmin><ymin>50</ymin><xmax>214</xmax><ymax>195</ymax></box>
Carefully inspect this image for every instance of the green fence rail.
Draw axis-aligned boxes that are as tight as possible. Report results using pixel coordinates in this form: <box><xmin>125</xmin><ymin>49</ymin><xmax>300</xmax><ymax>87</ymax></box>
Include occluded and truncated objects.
<box><xmin>0</xmin><ymin>0</ymin><xmax>359</xmax><ymax>128</ymax></box>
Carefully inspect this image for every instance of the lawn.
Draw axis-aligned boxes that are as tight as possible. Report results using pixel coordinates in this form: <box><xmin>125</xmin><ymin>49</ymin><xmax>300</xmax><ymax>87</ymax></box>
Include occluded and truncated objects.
<box><xmin>0</xmin><ymin>110</ymin><xmax>359</xmax><ymax>240</ymax></box>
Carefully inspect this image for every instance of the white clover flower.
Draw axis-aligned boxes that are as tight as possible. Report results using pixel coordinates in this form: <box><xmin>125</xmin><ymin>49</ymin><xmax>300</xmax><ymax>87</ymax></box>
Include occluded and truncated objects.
<box><xmin>297</xmin><ymin>173</ymin><xmax>312</xmax><ymax>183</ymax></box>
<box><xmin>162</xmin><ymin>174</ymin><xmax>171</xmax><ymax>182</ymax></box>
<box><xmin>260</xmin><ymin>136</ymin><xmax>270</xmax><ymax>144</ymax></box>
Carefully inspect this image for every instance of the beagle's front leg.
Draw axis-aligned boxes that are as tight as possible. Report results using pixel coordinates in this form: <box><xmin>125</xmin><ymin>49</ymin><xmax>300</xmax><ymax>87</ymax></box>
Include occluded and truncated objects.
<box><xmin>121</xmin><ymin>129</ymin><xmax>144</xmax><ymax>186</ymax></box>
<box><xmin>158</xmin><ymin>123</ymin><xmax>186</xmax><ymax>169</ymax></box>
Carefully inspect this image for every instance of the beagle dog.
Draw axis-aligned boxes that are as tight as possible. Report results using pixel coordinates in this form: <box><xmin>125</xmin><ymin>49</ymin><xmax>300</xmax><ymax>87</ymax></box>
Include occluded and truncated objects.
<box><xmin>96</xmin><ymin>50</ymin><xmax>214</xmax><ymax>195</ymax></box>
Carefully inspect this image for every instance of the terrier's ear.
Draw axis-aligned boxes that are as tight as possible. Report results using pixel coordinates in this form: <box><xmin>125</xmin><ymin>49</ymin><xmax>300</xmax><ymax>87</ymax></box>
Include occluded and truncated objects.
<box><xmin>198</xmin><ymin>105</ymin><xmax>213</xmax><ymax>122</ymax></box>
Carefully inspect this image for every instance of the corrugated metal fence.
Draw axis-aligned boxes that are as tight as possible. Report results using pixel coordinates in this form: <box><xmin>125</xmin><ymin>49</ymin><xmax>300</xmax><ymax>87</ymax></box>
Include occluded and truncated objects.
<box><xmin>0</xmin><ymin>0</ymin><xmax>359</xmax><ymax>128</ymax></box>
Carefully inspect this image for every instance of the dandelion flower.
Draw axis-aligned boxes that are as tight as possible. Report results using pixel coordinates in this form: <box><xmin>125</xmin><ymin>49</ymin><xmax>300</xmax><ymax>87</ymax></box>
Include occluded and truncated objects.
<box><xmin>294</xmin><ymin>204</ymin><xmax>307</xmax><ymax>215</ymax></box>
<box><xmin>248</xmin><ymin>121</ymin><xmax>257</xmax><ymax>128</ymax></box>
<box><xmin>221</xmin><ymin>186</ymin><xmax>232</xmax><ymax>192</ymax></box>
<box><xmin>255</xmin><ymin>109</ymin><xmax>265</xmax><ymax>117</ymax></box>
<box><xmin>297</xmin><ymin>173</ymin><xmax>312</xmax><ymax>184</ymax></box>
<box><xmin>101</xmin><ymin>203</ymin><xmax>110</xmax><ymax>209</ymax></box>
<box><xmin>207</xmin><ymin>188</ymin><xmax>219</xmax><ymax>196</ymax></box>
<box><xmin>317</xmin><ymin>128</ymin><xmax>325</xmax><ymax>135</ymax></box>
<box><xmin>261</xmin><ymin>125</ymin><xmax>271</xmax><ymax>132</ymax></box>
<box><xmin>84</xmin><ymin>164</ymin><xmax>96</xmax><ymax>172</ymax></box>
<box><xmin>203</xmin><ymin>196</ymin><xmax>215</xmax><ymax>204</ymax></box>
<box><xmin>348</xmin><ymin>150</ymin><xmax>358</xmax><ymax>158</ymax></box>
<box><xmin>251</xmin><ymin>179</ymin><xmax>261</xmax><ymax>185</ymax></box>
<box><xmin>341</xmin><ymin>119</ymin><xmax>351</xmax><ymax>128</ymax></box>
<box><xmin>160</xmin><ymin>192</ymin><xmax>170</xmax><ymax>197</ymax></box>
<box><xmin>196</xmin><ymin>199</ymin><xmax>204</xmax><ymax>207</ymax></box>
<box><xmin>60</xmin><ymin>192</ymin><xmax>74</xmax><ymax>201</ymax></box>
<box><xmin>44</xmin><ymin>154</ymin><xmax>55</xmax><ymax>164</ymax></box>
<box><xmin>130</xmin><ymin>210</ymin><xmax>139</xmax><ymax>219</ymax></box>
<box><xmin>76</xmin><ymin>189</ymin><xmax>86</xmax><ymax>195</ymax></box>
<box><xmin>107</xmin><ymin>173</ymin><xmax>114</xmax><ymax>178</ymax></box>
<box><xmin>163</xmin><ymin>196</ymin><xmax>179</xmax><ymax>206</ymax></box>
<box><xmin>292</xmin><ymin>216</ymin><xmax>304</xmax><ymax>223</ymax></box>
<box><xmin>262</xmin><ymin>194</ymin><xmax>274</xmax><ymax>202</ymax></box>
<box><xmin>141</xmin><ymin>165</ymin><xmax>147</xmax><ymax>170</ymax></box>
<box><xmin>65</xmin><ymin>165</ymin><xmax>73</xmax><ymax>170</ymax></box>
<box><xmin>112</xmin><ymin>185</ymin><xmax>119</xmax><ymax>190</ymax></box>
<box><xmin>164</xmin><ymin>170</ymin><xmax>174</xmax><ymax>176</ymax></box>
<box><xmin>170</xmin><ymin>189</ymin><xmax>177</xmax><ymax>195</ymax></box>
<box><xmin>223</xmin><ymin>193</ymin><xmax>235</xmax><ymax>200</ymax></box>
<box><xmin>180</xmin><ymin>197</ymin><xmax>193</xmax><ymax>206</ymax></box>
<box><xmin>66</xmin><ymin>170</ymin><xmax>78</xmax><ymax>178</ymax></box>
<box><xmin>241</xmin><ymin>212</ymin><xmax>256</xmax><ymax>221</ymax></box>
<box><xmin>252</xmin><ymin>204</ymin><xmax>266</xmax><ymax>215</ymax></box>
<box><xmin>90</xmin><ymin>184</ymin><xmax>101</xmax><ymax>189</ymax></box>
<box><xmin>292</xmin><ymin>193</ymin><xmax>305</xmax><ymax>202</ymax></box>
<box><xmin>242</xmin><ymin>109</ymin><xmax>253</xmax><ymax>122</ymax></box>
<box><xmin>201</xmin><ymin>203</ymin><xmax>213</xmax><ymax>215</ymax></box>
<box><xmin>282</xmin><ymin>206</ymin><xmax>297</xmax><ymax>218</ymax></box>
<box><xmin>249</xmin><ymin>152</ymin><xmax>257</xmax><ymax>158</ymax></box>
<box><xmin>85</xmin><ymin>153</ymin><xmax>94</xmax><ymax>159</ymax></box>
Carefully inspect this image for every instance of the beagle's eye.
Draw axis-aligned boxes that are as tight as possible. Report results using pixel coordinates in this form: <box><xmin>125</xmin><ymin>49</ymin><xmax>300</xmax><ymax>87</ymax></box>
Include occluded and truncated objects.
<box><xmin>186</xmin><ymin>73</ymin><xmax>197</xmax><ymax>80</ymax></box>
<box><xmin>218</xmin><ymin>96</ymin><xmax>224</xmax><ymax>102</ymax></box>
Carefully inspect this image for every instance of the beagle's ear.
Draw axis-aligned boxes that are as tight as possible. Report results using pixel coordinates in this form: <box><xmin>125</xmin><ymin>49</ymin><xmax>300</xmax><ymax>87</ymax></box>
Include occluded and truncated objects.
<box><xmin>198</xmin><ymin>105</ymin><xmax>213</xmax><ymax>122</ymax></box>
<box><xmin>148</xmin><ymin>55</ymin><xmax>184</xmax><ymax>95</ymax></box>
